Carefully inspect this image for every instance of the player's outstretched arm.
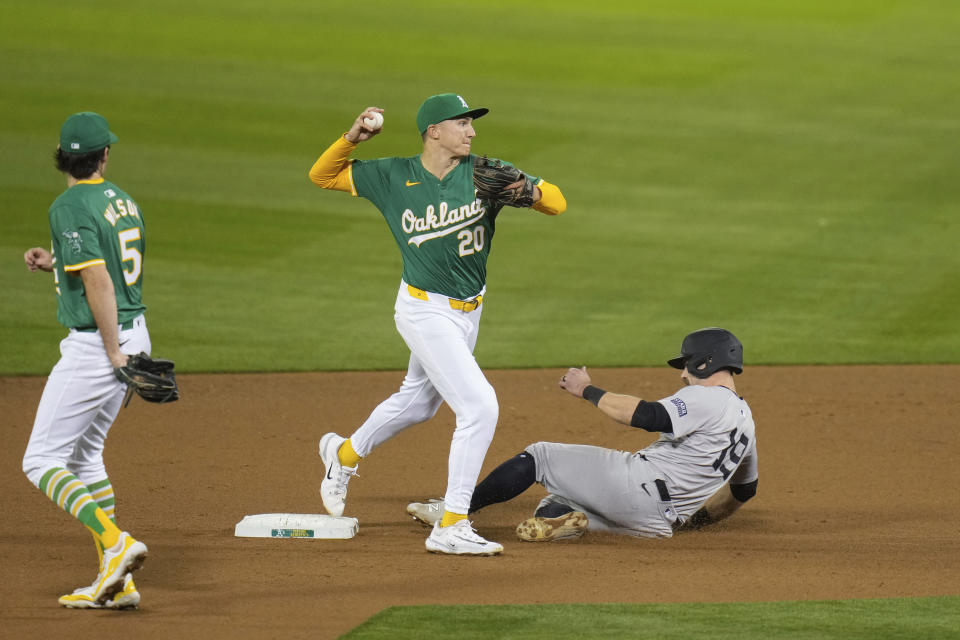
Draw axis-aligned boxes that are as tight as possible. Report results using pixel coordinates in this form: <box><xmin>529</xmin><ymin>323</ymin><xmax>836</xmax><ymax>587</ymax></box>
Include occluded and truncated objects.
<box><xmin>309</xmin><ymin>107</ymin><xmax>384</xmax><ymax>192</ymax></box>
<box><xmin>558</xmin><ymin>367</ymin><xmax>641</xmax><ymax>426</ymax></box>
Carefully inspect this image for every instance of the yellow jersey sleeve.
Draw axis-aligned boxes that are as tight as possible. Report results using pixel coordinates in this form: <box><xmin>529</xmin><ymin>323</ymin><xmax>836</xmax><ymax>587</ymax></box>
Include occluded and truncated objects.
<box><xmin>309</xmin><ymin>135</ymin><xmax>359</xmax><ymax>195</ymax></box>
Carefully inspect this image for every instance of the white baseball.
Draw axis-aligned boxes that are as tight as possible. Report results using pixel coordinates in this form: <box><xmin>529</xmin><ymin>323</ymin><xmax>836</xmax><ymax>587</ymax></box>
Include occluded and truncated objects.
<box><xmin>363</xmin><ymin>112</ymin><xmax>384</xmax><ymax>130</ymax></box>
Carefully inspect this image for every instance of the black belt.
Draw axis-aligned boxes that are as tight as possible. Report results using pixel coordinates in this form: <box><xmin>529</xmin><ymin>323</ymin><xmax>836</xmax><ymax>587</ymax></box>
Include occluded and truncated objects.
<box><xmin>654</xmin><ymin>479</ymin><xmax>671</xmax><ymax>502</ymax></box>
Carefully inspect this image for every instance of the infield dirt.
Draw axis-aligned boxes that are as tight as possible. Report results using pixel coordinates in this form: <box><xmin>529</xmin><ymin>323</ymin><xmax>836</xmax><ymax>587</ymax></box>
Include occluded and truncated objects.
<box><xmin>1</xmin><ymin>366</ymin><xmax>958</xmax><ymax>638</ymax></box>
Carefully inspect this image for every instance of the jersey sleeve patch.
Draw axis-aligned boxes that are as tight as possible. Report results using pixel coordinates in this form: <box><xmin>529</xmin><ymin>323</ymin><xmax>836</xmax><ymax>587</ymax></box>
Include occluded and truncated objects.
<box><xmin>61</xmin><ymin>229</ymin><xmax>83</xmax><ymax>254</ymax></box>
<box><xmin>51</xmin><ymin>204</ymin><xmax>104</xmax><ymax>264</ymax></box>
<box><xmin>658</xmin><ymin>386</ymin><xmax>711</xmax><ymax>438</ymax></box>
<box><xmin>669</xmin><ymin>397</ymin><xmax>688</xmax><ymax>417</ymax></box>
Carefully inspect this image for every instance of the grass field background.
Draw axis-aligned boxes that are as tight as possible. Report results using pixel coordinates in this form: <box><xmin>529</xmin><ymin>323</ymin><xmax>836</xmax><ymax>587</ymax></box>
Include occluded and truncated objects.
<box><xmin>2</xmin><ymin>2</ymin><xmax>958</xmax><ymax>637</ymax></box>
<box><xmin>344</xmin><ymin>598</ymin><xmax>960</xmax><ymax>640</ymax></box>
<box><xmin>2</xmin><ymin>0</ymin><xmax>958</xmax><ymax>374</ymax></box>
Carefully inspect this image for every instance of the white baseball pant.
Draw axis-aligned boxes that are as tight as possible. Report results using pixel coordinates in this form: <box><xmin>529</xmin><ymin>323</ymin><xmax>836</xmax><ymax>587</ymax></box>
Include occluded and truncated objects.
<box><xmin>23</xmin><ymin>315</ymin><xmax>151</xmax><ymax>488</ymax></box>
<box><xmin>349</xmin><ymin>282</ymin><xmax>498</xmax><ymax>515</ymax></box>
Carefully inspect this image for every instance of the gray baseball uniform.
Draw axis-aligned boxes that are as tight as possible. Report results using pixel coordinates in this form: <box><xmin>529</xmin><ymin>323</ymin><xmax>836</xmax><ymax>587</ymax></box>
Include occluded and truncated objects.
<box><xmin>526</xmin><ymin>384</ymin><xmax>757</xmax><ymax>538</ymax></box>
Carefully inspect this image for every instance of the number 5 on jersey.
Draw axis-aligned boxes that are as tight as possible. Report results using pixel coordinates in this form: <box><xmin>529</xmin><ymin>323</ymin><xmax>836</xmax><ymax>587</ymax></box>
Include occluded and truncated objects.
<box><xmin>118</xmin><ymin>228</ymin><xmax>142</xmax><ymax>285</ymax></box>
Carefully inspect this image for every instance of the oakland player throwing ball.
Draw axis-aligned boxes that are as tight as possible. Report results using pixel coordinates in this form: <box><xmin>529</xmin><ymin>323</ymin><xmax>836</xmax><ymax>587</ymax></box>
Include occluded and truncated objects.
<box><xmin>309</xmin><ymin>93</ymin><xmax>566</xmax><ymax>555</ymax></box>
<box><xmin>22</xmin><ymin>113</ymin><xmax>150</xmax><ymax>608</ymax></box>
<box><xmin>408</xmin><ymin>328</ymin><xmax>759</xmax><ymax>541</ymax></box>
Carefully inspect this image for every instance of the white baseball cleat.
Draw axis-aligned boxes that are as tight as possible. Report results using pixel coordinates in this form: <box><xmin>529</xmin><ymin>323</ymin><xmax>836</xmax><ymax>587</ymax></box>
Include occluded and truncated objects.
<box><xmin>319</xmin><ymin>432</ymin><xmax>357</xmax><ymax>517</ymax></box>
<box><xmin>59</xmin><ymin>573</ymin><xmax>140</xmax><ymax>609</ymax></box>
<box><xmin>425</xmin><ymin>520</ymin><xmax>503</xmax><ymax>556</ymax></box>
<box><xmin>516</xmin><ymin>511</ymin><xmax>588</xmax><ymax>542</ymax></box>
<box><xmin>90</xmin><ymin>532</ymin><xmax>148</xmax><ymax>604</ymax></box>
<box><xmin>406</xmin><ymin>498</ymin><xmax>445</xmax><ymax>527</ymax></box>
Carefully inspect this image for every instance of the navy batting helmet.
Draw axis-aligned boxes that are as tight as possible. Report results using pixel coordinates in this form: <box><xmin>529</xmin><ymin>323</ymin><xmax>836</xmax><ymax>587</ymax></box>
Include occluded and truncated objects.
<box><xmin>667</xmin><ymin>328</ymin><xmax>743</xmax><ymax>379</ymax></box>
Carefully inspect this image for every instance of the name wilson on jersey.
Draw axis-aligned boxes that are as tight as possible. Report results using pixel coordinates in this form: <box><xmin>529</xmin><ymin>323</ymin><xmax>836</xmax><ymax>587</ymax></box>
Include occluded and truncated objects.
<box><xmin>403</xmin><ymin>199</ymin><xmax>486</xmax><ymax>247</ymax></box>
<box><xmin>102</xmin><ymin>189</ymin><xmax>141</xmax><ymax>227</ymax></box>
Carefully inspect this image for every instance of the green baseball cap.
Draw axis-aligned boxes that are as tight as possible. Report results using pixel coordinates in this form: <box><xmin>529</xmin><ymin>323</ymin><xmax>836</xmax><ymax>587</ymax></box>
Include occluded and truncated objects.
<box><xmin>60</xmin><ymin>111</ymin><xmax>118</xmax><ymax>153</ymax></box>
<box><xmin>416</xmin><ymin>93</ymin><xmax>488</xmax><ymax>135</ymax></box>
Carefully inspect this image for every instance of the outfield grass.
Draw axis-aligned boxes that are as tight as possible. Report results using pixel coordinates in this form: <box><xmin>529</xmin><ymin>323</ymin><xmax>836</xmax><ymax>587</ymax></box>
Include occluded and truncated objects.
<box><xmin>343</xmin><ymin>597</ymin><xmax>960</xmax><ymax>639</ymax></box>
<box><xmin>2</xmin><ymin>1</ymin><xmax>956</xmax><ymax>636</ymax></box>
<box><xmin>2</xmin><ymin>1</ymin><xmax>958</xmax><ymax>374</ymax></box>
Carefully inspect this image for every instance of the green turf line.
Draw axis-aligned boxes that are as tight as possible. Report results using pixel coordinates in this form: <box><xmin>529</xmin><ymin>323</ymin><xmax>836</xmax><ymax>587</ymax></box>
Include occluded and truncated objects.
<box><xmin>342</xmin><ymin>597</ymin><xmax>960</xmax><ymax>639</ymax></box>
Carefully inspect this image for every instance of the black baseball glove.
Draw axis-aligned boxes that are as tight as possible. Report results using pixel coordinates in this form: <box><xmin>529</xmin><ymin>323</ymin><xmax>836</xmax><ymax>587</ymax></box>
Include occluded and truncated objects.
<box><xmin>473</xmin><ymin>156</ymin><xmax>536</xmax><ymax>207</ymax></box>
<box><xmin>115</xmin><ymin>352</ymin><xmax>180</xmax><ymax>405</ymax></box>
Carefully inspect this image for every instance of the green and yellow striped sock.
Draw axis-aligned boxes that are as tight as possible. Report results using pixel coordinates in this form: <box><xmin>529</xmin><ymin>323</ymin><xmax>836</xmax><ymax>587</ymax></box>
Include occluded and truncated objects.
<box><xmin>38</xmin><ymin>468</ymin><xmax>122</xmax><ymax>549</ymax></box>
<box><xmin>86</xmin><ymin>478</ymin><xmax>117</xmax><ymax>564</ymax></box>
<box><xmin>85</xmin><ymin>478</ymin><xmax>136</xmax><ymax>591</ymax></box>
<box><xmin>87</xmin><ymin>478</ymin><xmax>116</xmax><ymax>521</ymax></box>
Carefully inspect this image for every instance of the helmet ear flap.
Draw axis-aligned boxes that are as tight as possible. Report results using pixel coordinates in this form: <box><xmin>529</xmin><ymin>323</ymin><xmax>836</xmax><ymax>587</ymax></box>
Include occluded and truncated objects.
<box><xmin>685</xmin><ymin>353</ymin><xmax>714</xmax><ymax>379</ymax></box>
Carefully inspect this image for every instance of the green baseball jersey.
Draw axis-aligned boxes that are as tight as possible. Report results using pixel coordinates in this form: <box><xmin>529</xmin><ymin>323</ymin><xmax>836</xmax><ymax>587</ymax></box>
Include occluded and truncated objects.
<box><xmin>351</xmin><ymin>154</ymin><xmax>539</xmax><ymax>300</ymax></box>
<box><xmin>48</xmin><ymin>178</ymin><xmax>146</xmax><ymax>329</ymax></box>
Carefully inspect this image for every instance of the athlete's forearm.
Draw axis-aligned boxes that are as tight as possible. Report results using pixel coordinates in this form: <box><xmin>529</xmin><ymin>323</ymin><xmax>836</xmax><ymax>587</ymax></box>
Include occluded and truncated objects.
<box><xmin>596</xmin><ymin>392</ymin><xmax>645</xmax><ymax>426</ymax></box>
<box><xmin>564</xmin><ymin>371</ymin><xmax>638</xmax><ymax>426</ymax></box>
<box><xmin>79</xmin><ymin>264</ymin><xmax>126</xmax><ymax>368</ymax></box>
<box><xmin>531</xmin><ymin>180</ymin><xmax>566</xmax><ymax>215</ymax></box>
<box><xmin>309</xmin><ymin>135</ymin><xmax>357</xmax><ymax>193</ymax></box>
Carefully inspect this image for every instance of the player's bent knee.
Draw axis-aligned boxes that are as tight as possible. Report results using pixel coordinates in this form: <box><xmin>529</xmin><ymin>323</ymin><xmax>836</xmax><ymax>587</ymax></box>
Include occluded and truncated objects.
<box><xmin>480</xmin><ymin>398</ymin><xmax>499</xmax><ymax>428</ymax></box>
<box><xmin>469</xmin><ymin>386</ymin><xmax>499</xmax><ymax>428</ymax></box>
<box><xmin>730</xmin><ymin>479</ymin><xmax>757</xmax><ymax>502</ymax></box>
<box><xmin>523</xmin><ymin>442</ymin><xmax>554</xmax><ymax>459</ymax></box>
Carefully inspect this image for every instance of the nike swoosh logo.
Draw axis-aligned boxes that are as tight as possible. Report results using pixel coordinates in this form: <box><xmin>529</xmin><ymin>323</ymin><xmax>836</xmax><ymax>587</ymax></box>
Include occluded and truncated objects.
<box><xmin>405</xmin><ymin>180</ymin><xmax>421</xmax><ymax>187</ymax></box>
<box><xmin>326</xmin><ymin>468</ymin><xmax>334</xmax><ymax>480</ymax></box>
<box><xmin>641</xmin><ymin>483</ymin><xmax>650</xmax><ymax>497</ymax></box>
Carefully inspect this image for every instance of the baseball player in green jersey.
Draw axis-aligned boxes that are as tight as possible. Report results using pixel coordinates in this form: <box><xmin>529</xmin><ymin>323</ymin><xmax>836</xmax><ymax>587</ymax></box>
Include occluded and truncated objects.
<box><xmin>310</xmin><ymin>93</ymin><xmax>566</xmax><ymax>555</ymax></box>
<box><xmin>22</xmin><ymin>112</ymin><xmax>149</xmax><ymax>608</ymax></box>
<box><xmin>408</xmin><ymin>328</ymin><xmax>759</xmax><ymax>541</ymax></box>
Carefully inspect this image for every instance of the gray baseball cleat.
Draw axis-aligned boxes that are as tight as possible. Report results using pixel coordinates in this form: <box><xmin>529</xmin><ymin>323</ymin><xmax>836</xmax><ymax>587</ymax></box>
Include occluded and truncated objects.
<box><xmin>516</xmin><ymin>511</ymin><xmax>588</xmax><ymax>542</ymax></box>
<box><xmin>406</xmin><ymin>498</ymin><xmax>445</xmax><ymax>527</ymax></box>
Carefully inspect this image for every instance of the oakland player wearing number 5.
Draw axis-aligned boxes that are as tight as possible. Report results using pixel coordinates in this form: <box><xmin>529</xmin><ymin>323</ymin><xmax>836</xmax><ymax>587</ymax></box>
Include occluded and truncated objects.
<box><xmin>22</xmin><ymin>112</ymin><xmax>149</xmax><ymax>608</ymax></box>
<box><xmin>408</xmin><ymin>328</ymin><xmax>758</xmax><ymax>540</ymax></box>
<box><xmin>309</xmin><ymin>93</ymin><xmax>566</xmax><ymax>555</ymax></box>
